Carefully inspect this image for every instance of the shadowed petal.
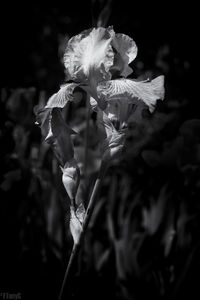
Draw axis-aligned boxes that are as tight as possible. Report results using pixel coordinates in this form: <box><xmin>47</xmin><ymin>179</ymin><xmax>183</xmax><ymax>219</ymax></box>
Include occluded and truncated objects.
<box><xmin>97</xmin><ymin>108</ymin><xmax>117</xmax><ymax>140</ymax></box>
<box><xmin>101</xmin><ymin>131</ymin><xmax>126</xmax><ymax>162</ymax></box>
<box><xmin>35</xmin><ymin>107</ymin><xmax>76</xmax><ymax>166</ymax></box>
<box><xmin>104</xmin><ymin>100</ymin><xmax>133</xmax><ymax>124</ymax></box>
<box><xmin>96</xmin><ymin>108</ymin><xmax>126</xmax><ymax>161</ymax></box>
<box><xmin>34</xmin><ymin>106</ymin><xmax>52</xmax><ymax>138</ymax></box>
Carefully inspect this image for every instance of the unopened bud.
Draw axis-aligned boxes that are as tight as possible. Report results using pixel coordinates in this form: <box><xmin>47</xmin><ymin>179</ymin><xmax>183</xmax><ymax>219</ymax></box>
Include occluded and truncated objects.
<box><xmin>70</xmin><ymin>205</ymin><xmax>82</xmax><ymax>244</ymax></box>
<box><xmin>62</xmin><ymin>158</ymin><xmax>80</xmax><ymax>201</ymax></box>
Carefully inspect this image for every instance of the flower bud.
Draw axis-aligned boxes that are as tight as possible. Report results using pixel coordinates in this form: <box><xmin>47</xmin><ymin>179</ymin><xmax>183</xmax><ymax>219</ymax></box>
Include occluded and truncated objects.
<box><xmin>62</xmin><ymin>158</ymin><xmax>80</xmax><ymax>201</ymax></box>
<box><xmin>70</xmin><ymin>205</ymin><xmax>82</xmax><ymax>244</ymax></box>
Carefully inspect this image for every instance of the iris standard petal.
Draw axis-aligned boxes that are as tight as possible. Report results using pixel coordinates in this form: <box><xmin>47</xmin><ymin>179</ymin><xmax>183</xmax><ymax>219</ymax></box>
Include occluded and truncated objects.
<box><xmin>45</xmin><ymin>83</ymin><xmax>78</xmax><ymax>108</ymax></box>
<box><xmin>111</xmin><ymin>33</ymin><xmax>138</xmax><ymax>77</ymax></box>
<box><xmin>98</xmin><ymin>75</ymin><xmax>165</xmax><ymax>112</ymax></box>
<box><xmin>63</xmin><ymin>27</ymin><xmax>114</xmax><ymax>83</ymax></box>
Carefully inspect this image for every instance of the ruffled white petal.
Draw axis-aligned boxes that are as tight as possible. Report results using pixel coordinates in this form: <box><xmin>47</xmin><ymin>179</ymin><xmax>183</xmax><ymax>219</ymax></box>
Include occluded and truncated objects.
<box><xmin>111</xmin><ymin>33</ymin><xmax>138</xmax><ymax>77</ymax></box>
<box><xmin>64</xmin><ymin>27</ymin><xmax>114</xmax><ymax>83</ymax></box>
<box><xmin>98</xmin><ymin>75</ymin><xmax>165</xmax><ymax>112</ymax></box>
<box><xmin>45</xmin><ymin>83</ymin><xmax>78</xmax><ymax>108</ymax></box>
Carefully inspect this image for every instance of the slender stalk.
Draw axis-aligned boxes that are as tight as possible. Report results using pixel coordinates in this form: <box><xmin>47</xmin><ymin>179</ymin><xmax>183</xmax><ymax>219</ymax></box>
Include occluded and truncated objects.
<box><xmin>58</xmin><ymin>161</ymin><xmax>108</xmax><ymax>300</ymax></box>
<box><xmin>83</xmin><ymin>93</ymin><xmax>91</xmax><ymax>177</ymax></box>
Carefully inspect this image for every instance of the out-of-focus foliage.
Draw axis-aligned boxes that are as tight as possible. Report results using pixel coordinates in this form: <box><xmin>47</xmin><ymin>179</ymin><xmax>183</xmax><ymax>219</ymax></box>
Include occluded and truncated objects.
<box><xmin>0</xmin><ymin>1</ymin><xmax>197</xmax><ymax>300</ymax></box>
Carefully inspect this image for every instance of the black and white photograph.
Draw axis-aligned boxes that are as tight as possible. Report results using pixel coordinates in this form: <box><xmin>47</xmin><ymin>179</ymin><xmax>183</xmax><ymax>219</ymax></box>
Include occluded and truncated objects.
<box><xmin>0</xmin><ymin>1</ymin><xmax>197</xmax><ymax>299</ymax></box>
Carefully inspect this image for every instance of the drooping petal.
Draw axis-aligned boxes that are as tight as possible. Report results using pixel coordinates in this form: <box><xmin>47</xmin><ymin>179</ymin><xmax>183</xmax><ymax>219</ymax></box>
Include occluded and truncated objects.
<box><xmin>34</xmin><ymin>106</ymin><xmax>52</xmax><ymax>139</ymax></box>
<box><xmin>63</xmin><ymin>27</ymin><xmax>114</xmax><ymax>83</ymax></box>
<box><xmin>98</xmin><ymin>75</ymin><xmax>165</xmax><ymax>112</ymax></box>
<box><xmin>47</xmin><ymin>109</ymin><xmax>76</xmax><ymax>166</ymax></box>
<box><xmin>35</xmin><ymin>107</ymin><xmax>76</xmax><ymax>166</ymax></box>
<box><xmin>45</xmin><ymin>83</ymin><xmax>78</xmax><ymax>108</ymax></box>
<box><xmin>111</xmin><ymin>33</ymin><xmax>138</xmax><ymax>77</ymax></box>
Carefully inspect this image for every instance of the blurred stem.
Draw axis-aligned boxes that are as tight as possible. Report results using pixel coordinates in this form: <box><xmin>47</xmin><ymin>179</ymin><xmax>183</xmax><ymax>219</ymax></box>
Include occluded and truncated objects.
<box><xmin>83</xmin><ymin>93</ymin><xmax>90</xmax><ymax>178</ymax></box>
<box><xmin>58</xmin><ymin>160</ymin><xmax>108</xmax><ymax>300</ymax></box>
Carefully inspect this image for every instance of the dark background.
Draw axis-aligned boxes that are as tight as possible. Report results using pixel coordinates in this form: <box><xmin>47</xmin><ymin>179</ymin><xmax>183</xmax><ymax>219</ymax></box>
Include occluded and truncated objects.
<box><xmin>0</xmin><ymin>1</ymin><xmax>198</xmax><ymax>300</ymax></box>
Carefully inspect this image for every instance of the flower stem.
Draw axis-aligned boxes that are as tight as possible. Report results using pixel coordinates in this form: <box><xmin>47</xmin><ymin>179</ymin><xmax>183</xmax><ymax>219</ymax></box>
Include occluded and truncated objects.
<box><xmin>83</xmin><ymin>93</ymin><xmax>91</xmax><ymax>177</ymax></box>
<box><xmin>58</xmin><ymin>161</ymin><xmax>108</xmax><ymax>300</ymax></box>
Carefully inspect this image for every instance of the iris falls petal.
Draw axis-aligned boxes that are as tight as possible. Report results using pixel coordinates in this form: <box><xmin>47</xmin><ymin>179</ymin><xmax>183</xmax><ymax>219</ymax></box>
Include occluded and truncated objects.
<box><xmin>45</xmin><ymin>83</ymin><xmax>78</xmax><ymax>108</ymax></box>
<box><xmin>98</xmin><ymin>75</ymin><xmax>165</xmax><ymax>112</ymax></box>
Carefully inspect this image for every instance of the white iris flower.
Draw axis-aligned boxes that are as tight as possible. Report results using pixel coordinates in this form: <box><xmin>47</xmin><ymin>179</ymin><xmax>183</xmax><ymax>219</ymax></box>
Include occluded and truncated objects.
<box><xmin>45</xmin><ymin>26</ymin><xmax>165</xmax><ymax>158</ymax></box>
